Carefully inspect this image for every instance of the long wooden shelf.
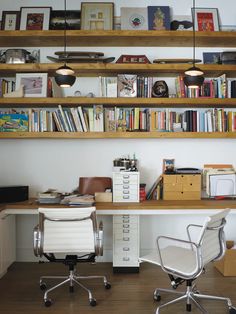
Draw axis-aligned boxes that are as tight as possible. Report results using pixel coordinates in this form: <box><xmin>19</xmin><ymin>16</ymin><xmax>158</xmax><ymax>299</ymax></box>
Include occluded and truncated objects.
<box><xmin>0</xmin><ymin>97</ymin><xmax>236</xmax><ymax>108</ymax></box>
<box><xmin>1</xmin><ymin>132</ymin><xmax>236</xmax><ymax>139</ymax></box>
<box><xmin>1</xmin><ymin>63</ymin><xmax>236</xmax><ymax>77</ymax></box>
<box><xmin>1</xmin><ymin>30</ymin><xmax>236</xmax><ymax>47</ymax></box>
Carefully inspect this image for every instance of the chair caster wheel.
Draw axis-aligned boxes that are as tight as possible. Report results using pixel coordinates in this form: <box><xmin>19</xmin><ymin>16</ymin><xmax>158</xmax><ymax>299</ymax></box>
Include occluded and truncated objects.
<box><xmin>186</xmin><ymin>304</ymin><xmax>191</xmax><ymax>312</ymax></box>
<box><xmin>69</xmin><ymin>286</ymin><xmax>74</xmax><ymax>293</ymax></box>
<box><xmin>40</xmin><ymin>282</ymin><xmax>47</xmax><ymax>290</ymax></box>
<box><xmin>44</xmin><ymin>299</ymin><xmax>52</xmax><ymax>307</ymax></box>
<box><xmin>89</xmin><ymin>298</ymin><xmax>97</xmax><ymax>306</ymax></box>
<box><xmin>229</xmin><ymin>307</ymin><xmax>236</xmax><ymax>314</ymax></box>
<box><xmin>105</xmin><ymin>282</ymin><xmax>111</xmax><ymax>289</ymax></box>
<box><xmin>154</xmin><ymin>292</ymin><xmax>161</xmax><ymax>302</ymax></box>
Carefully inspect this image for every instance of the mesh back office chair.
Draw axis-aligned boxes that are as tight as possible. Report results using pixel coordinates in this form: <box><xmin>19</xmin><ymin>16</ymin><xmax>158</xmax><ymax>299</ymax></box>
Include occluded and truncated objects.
<box><xmin>33</xmin><ymin>207</ymin><xmax>111</xmax><ymax>307</ymax></box>
<box><xmin>139</xmin><ymin>209</ymin><xmax>236</xmax><ymax>314</ymax></box>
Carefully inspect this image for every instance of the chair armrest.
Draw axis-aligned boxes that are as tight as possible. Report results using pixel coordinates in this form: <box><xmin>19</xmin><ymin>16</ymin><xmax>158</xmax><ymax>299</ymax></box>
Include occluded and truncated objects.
<box><xmin>95</xmin><ymin>221</ymin><xmax>103</xmax><ymax>256</ymax></box>
<box><xmin>33</xmin><ymin>224</ymin><xmax>43</xmax><ymax>257</ymax></box>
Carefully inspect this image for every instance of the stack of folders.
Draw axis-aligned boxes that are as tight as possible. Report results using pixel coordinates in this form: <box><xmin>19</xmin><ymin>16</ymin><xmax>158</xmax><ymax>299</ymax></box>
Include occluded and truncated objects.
<box><xmin>61</xmin><ymin>194</ymin><xmax>95</xmax><ymax>206</ymax></box>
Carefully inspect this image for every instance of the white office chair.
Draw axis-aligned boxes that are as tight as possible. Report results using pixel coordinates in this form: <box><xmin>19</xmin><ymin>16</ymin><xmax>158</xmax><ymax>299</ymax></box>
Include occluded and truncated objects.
<box><xmin>139</xmin><ymin>209</ymin><xmax>236</xmax><ymax>314</ymax></box>
<box><xmin>33</xmin><ymin>207</ymin><xmax>111</xmax><ymax>307</ymax></box>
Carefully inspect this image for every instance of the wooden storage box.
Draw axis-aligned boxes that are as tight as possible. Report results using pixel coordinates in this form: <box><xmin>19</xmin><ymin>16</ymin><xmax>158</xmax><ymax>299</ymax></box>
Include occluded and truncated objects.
<box><xmin>214</xmin><ymin>248</ymin><xmax>236</xmax><ymax>276</ymax></box>
<box><xmin>163</xmin><ymin>174</ymin><xmax>201</xmax><ymax>200</ymax></box>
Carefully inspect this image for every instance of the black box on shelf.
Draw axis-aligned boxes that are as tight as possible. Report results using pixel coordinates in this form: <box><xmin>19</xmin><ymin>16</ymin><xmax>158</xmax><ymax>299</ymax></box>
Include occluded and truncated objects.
<box><xmin>0</xmin><ymin>186</ymin><xmax>28</xmax><ymax>203</ymax></box>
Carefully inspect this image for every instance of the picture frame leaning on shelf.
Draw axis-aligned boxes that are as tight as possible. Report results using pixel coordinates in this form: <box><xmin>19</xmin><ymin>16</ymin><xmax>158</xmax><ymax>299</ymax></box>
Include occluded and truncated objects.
<box><xmin>20</xmin><ymin>7</ymin><xmax>52</xmax><ymax>30</ymax></box>
<box><xmin>192</xmin><ymin>8</ymin><xmax>219</xmax><ymax>31</ymax></box>
<box><xmin>81</xmin><ymin>2</ymin><xmax>114</xmax><ymax>30</ymax></box>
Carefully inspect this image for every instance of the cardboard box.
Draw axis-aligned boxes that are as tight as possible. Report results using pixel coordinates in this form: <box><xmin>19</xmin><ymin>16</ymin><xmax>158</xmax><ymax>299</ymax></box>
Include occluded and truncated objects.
<box><xmin>163</xmin><ymin>174</ymin><xmax>201</xmax><ymax>200</ymax></box>
<box><xmin>214</xmin><ymin>248</ymin><xmax>236</xmax><ymax>276</ymax></box>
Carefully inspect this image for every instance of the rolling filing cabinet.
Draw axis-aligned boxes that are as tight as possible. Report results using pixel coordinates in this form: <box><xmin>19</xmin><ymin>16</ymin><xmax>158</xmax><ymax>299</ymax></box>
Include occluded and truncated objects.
<box><xmin>112</xmin><ymin>172</ymin><xmax>140</xmax><ymax>202</ymax></box>
<box><xmin>113</xmin><ymin>215</ymin><xmax>140</xmax><ymax>273</ymax></box>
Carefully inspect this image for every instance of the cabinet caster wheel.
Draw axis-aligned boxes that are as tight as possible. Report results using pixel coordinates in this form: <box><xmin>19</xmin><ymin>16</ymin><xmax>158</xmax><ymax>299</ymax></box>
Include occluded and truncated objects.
<box><xmin>105</xmin><ymin>282</ymin><xmax>111</xmax><ymax>289</ymax></box>
<box><xmin>154</xmin><ymin>292</ymin><xmax>161</xmax><ymax>302</ymax></box>
<box><xmin>89</xmin><ymin>298</ymin><xmax>97</xmax><ymax>306</ymax></box>
<box><xmin>40</xmin><ymin>282</ymin><xmax>47</xmax><ymax>290</ymax></box>
<box><xmin>44</xmin><ymin>299</ymin><xmax>52</xmax><ymax>307</ymax></box>
<box><xmin>69</xmin><ymin>286</ymin><xmax>74</xmax><ymax>293</ymax></box>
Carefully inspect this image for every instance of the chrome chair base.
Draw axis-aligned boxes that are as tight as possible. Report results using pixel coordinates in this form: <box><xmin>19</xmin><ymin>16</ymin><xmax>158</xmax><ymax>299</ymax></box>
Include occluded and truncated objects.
<box><xmin>154</xmin><ymin>284</ymin><xmax>236</xmax><ymax>313</ymax></box>
<box><xmin>39</xmin><ymin>269</ymin><xmax>111</xmax><ymax>307</ymax></box>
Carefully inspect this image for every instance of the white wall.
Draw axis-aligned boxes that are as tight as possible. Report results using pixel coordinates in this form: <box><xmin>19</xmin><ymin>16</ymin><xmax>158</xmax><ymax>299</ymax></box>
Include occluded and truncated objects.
<box><xmin>1</xmin><ymin>0</ymin><xmax>236</xmax><ymax>261</ymax></box>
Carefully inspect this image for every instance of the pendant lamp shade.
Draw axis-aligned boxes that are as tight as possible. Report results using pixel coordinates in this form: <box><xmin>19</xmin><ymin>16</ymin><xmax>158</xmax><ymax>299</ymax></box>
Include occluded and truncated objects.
<box><xmin>55</xmin><ymin>0</ymin><xmax>76</xmax><ymax>87</ymax></box>
<box><xmin>184</xmin><ymin>0</ymin><xmax>204</xmax><ymax>88</ymax></box>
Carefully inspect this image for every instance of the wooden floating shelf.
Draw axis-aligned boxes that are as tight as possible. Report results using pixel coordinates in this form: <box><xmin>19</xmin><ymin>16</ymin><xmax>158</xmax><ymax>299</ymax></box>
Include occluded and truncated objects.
<box><xmin>0</xmin><ymin>97</ymin><xmax>236</xmax><ymax>108</ymax></box>
<box><xmin>1</xmin><ymin>63</ymin><xmax>236</xmax><ymax>77</ymax></box>
<box><xmin>1</xmin><ymin>132</ymin><xmax>236</xmax><ymax>139</ymax></box>
<box><xmin>1</xmin><ymin>30</ymin><xmax>236</xmax><ymax>47</ymax></box>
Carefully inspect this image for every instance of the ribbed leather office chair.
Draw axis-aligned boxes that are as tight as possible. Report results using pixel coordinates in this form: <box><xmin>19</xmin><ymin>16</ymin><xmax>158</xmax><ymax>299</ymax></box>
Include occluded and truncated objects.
<box><xmin>33</xmin><ymin>207</ymin><xmax>111</xmax><ymax>307</ymax></box>
<box><xmin>139</xmin><ymin>209</ymin><xmax>236</xmax><ymax>313</ymax></box>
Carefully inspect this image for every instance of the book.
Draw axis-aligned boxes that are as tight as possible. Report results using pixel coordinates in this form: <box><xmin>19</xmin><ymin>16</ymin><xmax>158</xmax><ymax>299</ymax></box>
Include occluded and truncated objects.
<box><xmin>0</xmin><ymin>113</ymin><xmax>28</xmax><ymax>132</ymax></box>
<box><xmin>121</xmin><ymin>7</ymin><xmax>148</xmax><ymax>30</ymax></box>
<box><xmin>117</xmin><ymin>74</ymin><xmax>137</xmax><ymax>97</ymax></box>
<box><xmin>147</xmin><ymin>6</ymin><xmax>170</xmax><ymax>30</ymax></box>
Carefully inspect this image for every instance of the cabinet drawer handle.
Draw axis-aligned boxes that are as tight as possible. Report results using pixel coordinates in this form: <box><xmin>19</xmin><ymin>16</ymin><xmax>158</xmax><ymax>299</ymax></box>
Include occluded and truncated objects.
<box><xmin>123</xmin><ymin>185</ymin><xmax>129</xmax><ymax>189</ymax></box>
<box><xmin>123</xmin><ymin>180</ymin><xmax>130</xmax><ymax>184</ymax></box>
<box><xmin>123</xmin><ymin>175</ymin><xmax>130</xmax><ymax>179</ymax></box>
<box><xmin>123</xmin><ymin>191</ymin><xmax>130</xmax><ymax>194</ymax></box>
<box><xmin>123</xmin><ymin>237</ymin><xmax>130</xmax><ymax>241</ymax></box>
<box><xmin>123</xmin><ymin>219</ymin><xmax>130</xmax><ymax>223</ymax></box>
<box><xmin>122</xmin><ymin>215</ymin><xmax>130</xmax><ymax>218</ymax></box>
<box><xmin>123</xmin><ymin>224</ymin><xmax>130</xmax><ymax>228</ymax></box>
<box><xmin>123</xmin><ymin>247</ymin><xmax>130</xmax><ymax>251</ymax></box>
<box><xmin>123</xmin><ymin>195</ymin><xmax>130</xmax><ymax>199</ymax></box>
<box><xmin>123</xmin><ymin>257</ymin><xmax>130</xmax><ymax>261</ymax></box>
<box><xmin>123</xmin><ymin>229</ymin><xmax>130</xmax><ymax>233</ymax></box>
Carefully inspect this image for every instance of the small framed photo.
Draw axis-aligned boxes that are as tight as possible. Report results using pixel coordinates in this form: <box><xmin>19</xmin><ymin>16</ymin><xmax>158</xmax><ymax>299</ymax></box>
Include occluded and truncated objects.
<box><xmin>15</xmin><ymin>73</ymin><xmax>48</xmax><ymax>97</ymax></box>
<box><xmin>81</xmin><ymin>2</ymin><xmax>114</xmax><ymax>30</ymax></box>
<box><xmin>203</xmin><ymin>52</ymin><xmax>221</xmax><ymax>64</ymax></box>
<box><xmin>1</xmin><ymin>11</ymin><xmax>20</xmax><ymax>30</ymax></box>
<box><xmin>20</xmin><ymin>7</ymin><xmax>52</xmax><ymax>30</ymax></box>
<box><xmin>49</xmin><ymin>10</ymin><xmax>81</xmax><ymax>30</ymax></box>
<box><xmin>163</xmin><ymin>159</ymin><xmax>175</xmax><ymax>174</ymax></box>
<box><xmin>193</xmin><ymin>8</ymin><xmax>219</xmax><ymax>31</ymax></box>
<box><xmin>147</xmin><ymin>6</ymin><xmax>170</xmax><ymax>30</ymax></box>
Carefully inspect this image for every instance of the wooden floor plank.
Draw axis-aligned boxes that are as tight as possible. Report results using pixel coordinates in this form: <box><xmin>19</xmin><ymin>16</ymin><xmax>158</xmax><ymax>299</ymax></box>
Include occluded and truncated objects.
<box><xmin>0</xmin><ymin>262</ymin><xmax>235</xmax><ymax>313</ymax></box>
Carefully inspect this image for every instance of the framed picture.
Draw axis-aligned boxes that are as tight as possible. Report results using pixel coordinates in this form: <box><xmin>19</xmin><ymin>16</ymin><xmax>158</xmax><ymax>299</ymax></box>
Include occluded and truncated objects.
<box><xmin>15</xmin><ymin>73</ymin><xmax>48</xmax><ymax>97</ymax></box>
<box><xmin>203</xmin><ymin>52</ymin><xmax>221</xmax><ymax>64</ymax></box>
<box><xmin>162</xmin><ymin>159</ymin><xmax>175</xmax><ymax>174</ymax></box>
<box><xmin>1</xmin><ymin>11</ymin><xmax>20</xmax><ymax>30</ymax></box>
<box><xmin>81</xmin><ymin>2</ymin><xmax>114</xmax><ymax>30</ymax></box>
<box><xmin>193</xmin><ymin>8</ymin><xmax>219</xmax><ymax>31</ymax></box>
<box><xmin>120</xmin><ymin>7</ymin><xmax>148</xmax><ymax>30</ymax></box>
<box><xmin>49</xmin><ymin>10</ymin><xmax>81</xmax><ymax>30</ymax></box>
<box><xmin>20</xmin><ymin>7</ymin><xmax>52</xmax><ymax>30</ymax></box>
<box><xmin>147</xmin><ymin>6</ymin><xmax>170</xmax><ymax>30</ymax></box>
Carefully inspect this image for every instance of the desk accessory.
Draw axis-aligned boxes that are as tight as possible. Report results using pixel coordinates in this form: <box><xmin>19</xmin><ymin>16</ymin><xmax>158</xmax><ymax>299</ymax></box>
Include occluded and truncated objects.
<box><xmin>0</xmin><ymin>185</ymin><xmax>28</xmax><ymax>203</ymax></box>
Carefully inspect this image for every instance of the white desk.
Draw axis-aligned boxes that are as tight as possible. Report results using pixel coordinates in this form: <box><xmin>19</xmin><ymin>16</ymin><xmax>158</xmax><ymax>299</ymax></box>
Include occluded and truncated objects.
<box><xmin>1</xmin><ymin>199</ymin><xmax>236</xmax><ymax>277</ymax></box>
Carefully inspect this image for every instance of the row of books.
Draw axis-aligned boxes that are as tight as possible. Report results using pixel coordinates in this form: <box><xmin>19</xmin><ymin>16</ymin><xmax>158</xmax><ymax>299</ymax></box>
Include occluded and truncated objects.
<box><xmin>1</xmin><ymin>107</ymin><xmax>236</xmax><ymax>133</ymax></box>
<box><xmin>0</xmin><ymin>78</ymin><xmax>15</xmax><ymax>97</ymax></box>
<box><xmin>175</xmin><ymin>74</ymin><xmax>236</xmax><ymax>99</ymax></box>
<box><xmin>99</xmin><ymin>75</ymin><xmax>153</xmax><ymax>98</ymax></box>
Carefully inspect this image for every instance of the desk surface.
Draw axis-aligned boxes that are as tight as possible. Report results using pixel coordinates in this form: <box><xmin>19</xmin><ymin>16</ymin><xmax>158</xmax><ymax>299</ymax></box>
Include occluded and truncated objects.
<box><xmin>1</xmin><ymin>198</ymin><xmax>236</xmax><ymax>212</ymax></box>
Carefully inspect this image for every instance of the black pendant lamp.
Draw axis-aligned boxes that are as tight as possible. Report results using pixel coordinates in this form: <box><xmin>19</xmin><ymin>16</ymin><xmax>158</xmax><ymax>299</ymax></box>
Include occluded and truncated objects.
<box><xmin>55</xmin><ymin>0</ymin><xmax>76</xmax><ymax>87</ymax></box>
<box><xmin>183</xmin><ymin>0</ymin><xmax>204</xmax><ymax>89</ymax></box>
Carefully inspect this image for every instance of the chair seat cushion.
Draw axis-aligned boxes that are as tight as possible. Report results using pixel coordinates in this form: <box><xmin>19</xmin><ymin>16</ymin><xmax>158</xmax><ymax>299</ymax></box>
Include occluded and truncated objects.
<box><xmin>139</xmin><ymin>246</ymin><xmax>199</xmax><ymax>276</ymax></box>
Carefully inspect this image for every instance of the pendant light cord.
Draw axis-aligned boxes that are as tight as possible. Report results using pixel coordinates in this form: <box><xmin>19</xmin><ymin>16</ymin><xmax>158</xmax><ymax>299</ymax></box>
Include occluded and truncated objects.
<box><xmin>64</xmin><ymin>0</ymin><xmax>67</xmax><ymax>58</ymax></box>
<box><xmin>193</xmin><ymin>0</ymin><xmax>196</xmax><ymax>67</ymax></box>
